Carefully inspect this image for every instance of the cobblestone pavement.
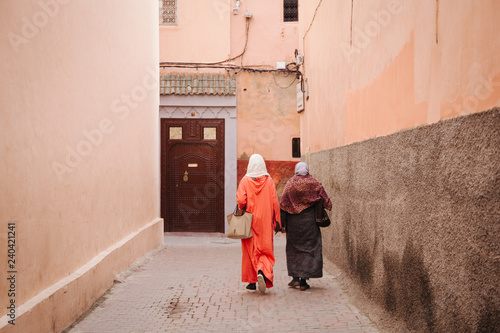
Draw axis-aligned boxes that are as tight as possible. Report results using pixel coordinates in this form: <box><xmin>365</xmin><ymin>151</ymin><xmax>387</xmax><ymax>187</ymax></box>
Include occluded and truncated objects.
<box><xmin>66</xmin><ymin>233</ymin><xmax>381</xmax><ymax>333</ymax></box>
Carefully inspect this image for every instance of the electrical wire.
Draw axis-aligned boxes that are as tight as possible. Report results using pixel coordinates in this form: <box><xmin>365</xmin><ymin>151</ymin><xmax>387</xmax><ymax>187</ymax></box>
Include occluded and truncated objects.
<box><xmin>159</xmin><ymin>17</ymin><xmax>302</xmax><ymax>84</ymax></box>
<box><xmin>301</xmin><ymin>0</ymin><xmax>324</xmax><ymax>78</ymax></box>
<box><xmin>160</xmin><ymin>18</ymin><xmax>250</xmax><ymax>67</ymax></box>
<box><xmin>272</xmin><ymin>62</ymin><xmax>301</xmax><ymax>89</ymax></box>
<box><xmin>159</xmin><ymin>63</ymin><xmax>301</xmax><ymax>76</ymax></box>
<box><xmin>239</xmin><ymin>18</ymin><xmax>250</xmax><ymax>65</ymax></box>
<box><xmin>304</xmin><ymin>0</ymin><xmax>323</xmax><ymax>41</ymax></box>
<box><xmin>273</xmin><ymin>72</ymin><xmax>297</xmax><ymax>89</ymax></box>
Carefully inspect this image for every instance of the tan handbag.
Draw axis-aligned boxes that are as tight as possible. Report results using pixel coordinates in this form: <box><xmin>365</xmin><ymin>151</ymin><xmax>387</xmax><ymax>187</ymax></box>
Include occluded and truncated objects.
<box><xmin>226</xmin><ymin>205</ymin><xmax>253</xmax><ymax>239</ymax></box>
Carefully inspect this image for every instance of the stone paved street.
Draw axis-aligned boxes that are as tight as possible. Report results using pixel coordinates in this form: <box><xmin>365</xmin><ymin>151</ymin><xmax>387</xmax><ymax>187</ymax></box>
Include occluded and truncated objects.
<box><xmin>66</xmin><ymin>233</ymin><xmax>382</xmax><ymax>333</ymax></box>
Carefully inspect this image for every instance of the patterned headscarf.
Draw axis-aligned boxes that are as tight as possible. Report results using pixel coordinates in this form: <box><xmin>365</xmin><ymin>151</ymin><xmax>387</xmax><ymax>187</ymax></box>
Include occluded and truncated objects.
<box><xmin>245</xmin><ymin>154</ymin><xmax>270</xmax><ymax>178</ymax></box>
<box><xmin>280</xmin><ymin>163</ymin><xmax>332</xmax><ymax>214</ymax></box>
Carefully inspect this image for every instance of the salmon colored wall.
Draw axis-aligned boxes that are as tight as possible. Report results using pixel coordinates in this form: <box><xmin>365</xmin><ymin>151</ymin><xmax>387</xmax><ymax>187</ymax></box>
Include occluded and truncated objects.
<box><xmin>230</xmin><ymin>0</ymin><xmax>298</xmax><ymax>66</ymax></box>
<box><xmin>237</xmin><ymin>72</ymin><xmax>300</xmax><ymax>162</ymax></box>
<box><xmin>160</xmin><ymin>0</ymin><xmax>298</xmax><ymax>67</ymax></box>
<box><xmin>232</xmin><ymin>1</ymin><xmax>300</xmax><ymax>163</ymax></box>
<box><xmin>159</xmin><ymin>0</ymin><xmax>231</xmax><ymax>64</ymax></box>
<box><xmin>299</xmin><ymin>0</ymin><xmax>500</xmax><ymax>152</ymax></box>
<box><xmin>0</xmin><ymin>0</ymin><xmax>161</xmax><ymax>325</ymax></box>
<box><xmin>159</xmin><ymin>0</ymin><xmax>301</xmax><ymax>163</ymax></box>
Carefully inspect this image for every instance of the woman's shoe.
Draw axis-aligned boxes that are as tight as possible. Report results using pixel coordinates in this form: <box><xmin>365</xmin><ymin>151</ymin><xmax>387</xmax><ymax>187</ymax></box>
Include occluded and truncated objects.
<box><xmin>288</xmin><ymin>277</ymin><xmax>300</xmax><ymax>288</ymax></box>
<box><xmin>257</xmin><ymin>270</ymin><xmax>266</xmax><ymax>293</ymax></box>
<box><xmin>246</xmin><ymin>283</ymin><xmax>256</xmax><ymax>290</ymax></box>
<box><xmin>299</xmin><ymin>279</ymin><xmax>310</xmax><ymax>291</ymax></box>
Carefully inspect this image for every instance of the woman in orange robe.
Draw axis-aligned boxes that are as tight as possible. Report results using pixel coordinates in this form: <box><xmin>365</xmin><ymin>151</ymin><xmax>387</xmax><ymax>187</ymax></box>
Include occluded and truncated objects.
<box><xmin>236</xmin><ymin>154</ymin><xmax>281</xmax><ymax>293</ymax></box>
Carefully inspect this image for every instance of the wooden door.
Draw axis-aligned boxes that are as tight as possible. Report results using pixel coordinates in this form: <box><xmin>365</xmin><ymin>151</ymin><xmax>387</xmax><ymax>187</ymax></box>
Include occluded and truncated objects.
<box><xmin>161</xmin><ymin>119</ymin><xmax>225</xmax><ymax>233</ymax></box>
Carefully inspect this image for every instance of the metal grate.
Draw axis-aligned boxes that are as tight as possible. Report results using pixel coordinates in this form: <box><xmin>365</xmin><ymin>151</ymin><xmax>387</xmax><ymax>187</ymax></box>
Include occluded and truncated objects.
<box><xmin>284</xmin><ymin>0</ymin><xmax>298</xmax><ymax>22</ymax></box>
<box><xmin>160</xmin><ymin>0</ymin><xmax>177</xmax><ymax>26</ymax></box>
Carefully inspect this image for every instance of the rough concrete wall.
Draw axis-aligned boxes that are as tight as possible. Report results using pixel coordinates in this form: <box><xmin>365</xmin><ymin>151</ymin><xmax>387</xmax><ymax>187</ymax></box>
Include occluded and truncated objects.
<box><xmin>311</xmin><ymin>108</ymin><xmax>499</xmax><ymax>332</ymax></box>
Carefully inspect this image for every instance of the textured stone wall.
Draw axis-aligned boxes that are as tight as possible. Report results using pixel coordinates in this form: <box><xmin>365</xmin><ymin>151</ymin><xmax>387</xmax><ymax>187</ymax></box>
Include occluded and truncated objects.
<box><xmin>311</xmin><ymin>108</ymin><xmax>499</xmax><ymax>332</ymax></box>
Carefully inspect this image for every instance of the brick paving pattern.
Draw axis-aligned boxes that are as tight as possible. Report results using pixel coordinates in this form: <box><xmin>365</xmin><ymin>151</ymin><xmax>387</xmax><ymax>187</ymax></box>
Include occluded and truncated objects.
<box><xmin>67</xmin><ymin>234</ymin><xmax>380</xmax><ymax>333</ymax></box>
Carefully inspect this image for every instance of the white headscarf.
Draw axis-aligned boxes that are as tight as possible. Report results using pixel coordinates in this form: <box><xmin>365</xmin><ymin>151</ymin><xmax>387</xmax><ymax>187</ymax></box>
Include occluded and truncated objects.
<box><xmin>295</xmin><ymin>162</ymin><xmax>309</xmax><ymax>176</ymax></box>
<box><xmin>245</xmin><ymin>154</ymin><xmax>270</xmax><ymax>178</ymax></box>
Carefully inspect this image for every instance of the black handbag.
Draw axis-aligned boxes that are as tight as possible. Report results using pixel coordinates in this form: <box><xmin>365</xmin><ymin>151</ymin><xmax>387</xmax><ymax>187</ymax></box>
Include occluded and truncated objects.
<box><xmin>314</xmin><ymin>198</ymin><xmax>331</xmax><ymax>227</ymax></box>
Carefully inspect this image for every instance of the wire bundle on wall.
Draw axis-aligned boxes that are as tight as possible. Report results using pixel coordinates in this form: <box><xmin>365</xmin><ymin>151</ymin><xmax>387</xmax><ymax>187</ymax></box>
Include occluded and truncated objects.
<box><xmin>159</xmin><ymin>16</ymin><xmax>302</xmax><ymax>86</ymax></box>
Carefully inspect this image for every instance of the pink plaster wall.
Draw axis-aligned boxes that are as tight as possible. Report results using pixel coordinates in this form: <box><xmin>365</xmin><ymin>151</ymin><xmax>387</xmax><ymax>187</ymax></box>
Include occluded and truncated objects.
<box><xmin>160</xmin><ymin>0</ymin><xmax>298</xmax><ymax>66</ymax></box>
<box><xmin>230</xmin><ymin>0</ymin><xmax>298</xmax><ymax>66</ymax></box>
<box><xmin>237</xmin><ymin>72</ymin><xmax>300</xmax><ymax>162</ymax></box>
<box><xmin>159</xmin><ymin>0</ymin><xmax>301</xmax><ymax>163</ymax></box>
<box><xmin>0</xmin><ymin>0</ymin><xmax>161</xmax><ymax>328</ymax></box>
<box><xmin>232</xmin><ymin>0</ymin><xmax>300</xmax><ymax>162</ymax></box>
<box><xmin>159</xmin><ymin>0</ymin><xmax>231</xmax><ymax>64</ymax></box>
<box><xmin>299</xmin><ymin>0</ymin><xmax>500</xmax><ymax>152</ymax></box>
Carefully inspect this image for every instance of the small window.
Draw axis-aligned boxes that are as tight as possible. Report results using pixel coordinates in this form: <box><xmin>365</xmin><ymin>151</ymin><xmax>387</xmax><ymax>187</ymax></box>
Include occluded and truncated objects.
<box><xmin>292</xmin><ymin>137</ymin><xmax>301</xmax><ymax>158</ymax></box>
<box><xmin>203</xmin><ymin>127</ymin><xmax>216</xmax><ymax>140</ymax></box>
<box><xmin>160</xmin><ymin>0</ymin><xmax>177</xmax><ymax>26</ymax></box>
<box><xmin>169</xmin><ymin>127</ymin><xmax>182</xmax><ymax>139</ymax></box>
<box><xmin>284</xmin><ymin>0</ymin><xmax>298</xmax><ymax>22</ymax></box>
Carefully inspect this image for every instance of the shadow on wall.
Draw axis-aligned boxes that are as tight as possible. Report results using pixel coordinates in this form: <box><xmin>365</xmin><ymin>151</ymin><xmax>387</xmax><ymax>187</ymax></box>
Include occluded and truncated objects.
<box><xmin>383</xmin><ymin>239</ymin><xmax>436</xmax><ymax>332</ymax></box>
<box><xmin>319</xmin><ymin>108</ymin><xmax>500</xmax><ymax>333</ymax></box>
<box><xmin>343</xmin><ymin>209</ymin><xmax>375</xmax><ymax>287</ymax></box>
<box><xmin>343</xmin><ymin>215</ymin><xmax>435</xmax><ymax>331</ymax></box>
<box><xmin>477</xmin><ymin>298</ymin><xmax>500</xmax><ymax>333</ymax></box>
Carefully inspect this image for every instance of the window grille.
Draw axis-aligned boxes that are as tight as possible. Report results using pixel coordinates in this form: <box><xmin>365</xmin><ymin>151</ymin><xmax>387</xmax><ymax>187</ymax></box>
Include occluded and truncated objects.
<box><xmin>160</xmin><ymin>0</ymin><xmax>177</xmax><ymax>26</ymax></box>
<box><xmin>284</xmin><ymin>0</ymin><xmax>298</xmax><ymax>22</ymax></box>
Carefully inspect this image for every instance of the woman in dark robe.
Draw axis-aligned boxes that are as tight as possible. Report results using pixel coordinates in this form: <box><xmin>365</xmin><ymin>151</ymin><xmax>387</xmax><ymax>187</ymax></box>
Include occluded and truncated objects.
<box><xmin>279</xmin><ymin>162</ymin><xmax>332</xmax><ymax>291</ymax></box>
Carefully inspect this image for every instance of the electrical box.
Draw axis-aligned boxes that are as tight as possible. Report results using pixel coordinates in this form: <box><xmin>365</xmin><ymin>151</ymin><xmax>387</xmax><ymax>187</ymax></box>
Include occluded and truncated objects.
<box><xmin>297</xmin><ymin>82</ymin><xmax>304</xmax><ymax>112</ymax></box>
<box><xmin>296</xmin><ymin>54</ymin><xmax>303</xmax><ymax>65</ymax></box>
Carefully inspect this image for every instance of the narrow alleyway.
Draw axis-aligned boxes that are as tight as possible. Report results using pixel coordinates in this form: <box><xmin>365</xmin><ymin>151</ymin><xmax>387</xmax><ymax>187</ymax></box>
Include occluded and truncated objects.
<box><xmin>65</xmin><ymin>234</ymin><xmax>382</xmax><ymax>332</ymax></box>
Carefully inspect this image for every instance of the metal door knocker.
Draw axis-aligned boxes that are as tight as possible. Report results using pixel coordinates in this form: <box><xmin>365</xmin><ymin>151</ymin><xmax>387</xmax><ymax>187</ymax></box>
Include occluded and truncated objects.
<box><xmin>183</xmin><ymin>170</ymin><xmax>189</xmax><ymax>182</ymax></box>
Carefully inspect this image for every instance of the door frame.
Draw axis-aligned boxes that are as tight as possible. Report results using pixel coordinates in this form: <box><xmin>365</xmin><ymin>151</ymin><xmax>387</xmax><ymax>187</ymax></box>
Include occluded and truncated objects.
<box><xmin>159</xmin><ymin>94</ymin><xmax>237</xmax><ymax>234</ymax></box>
<box><xmin>161</xmin><ymin>118</ymin><xmax>225</xmax><ymax>232</ymax></box>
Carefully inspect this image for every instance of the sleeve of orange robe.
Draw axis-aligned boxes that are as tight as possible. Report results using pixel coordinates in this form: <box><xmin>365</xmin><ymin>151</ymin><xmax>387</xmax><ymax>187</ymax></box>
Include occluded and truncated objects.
<box><xmin>236</xmin><ymin>178</ymin><xmax>247</xmax><ymax>210</ymax></box>
<box><xmin>271</xmin><ymin>178</ymin><xmax>281</xmax><ymax>230</ymax></box>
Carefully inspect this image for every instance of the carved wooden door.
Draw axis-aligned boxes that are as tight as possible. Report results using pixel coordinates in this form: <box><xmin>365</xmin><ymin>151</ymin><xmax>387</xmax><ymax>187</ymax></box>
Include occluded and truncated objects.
<box><xmin>161</xmin><ymin>119</ymin><xmax>224</xmax><ymax>232</ymax></box>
